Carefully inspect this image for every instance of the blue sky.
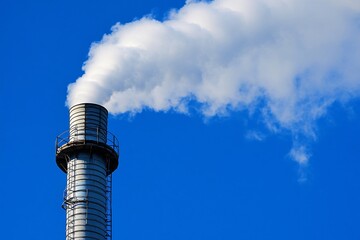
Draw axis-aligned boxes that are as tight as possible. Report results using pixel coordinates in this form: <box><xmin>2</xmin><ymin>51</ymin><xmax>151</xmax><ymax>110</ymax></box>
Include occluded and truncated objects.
<box><xmin>1</xmin><ymin>0</ymin><xmax>360</xmax><ymax>239</ymax></box>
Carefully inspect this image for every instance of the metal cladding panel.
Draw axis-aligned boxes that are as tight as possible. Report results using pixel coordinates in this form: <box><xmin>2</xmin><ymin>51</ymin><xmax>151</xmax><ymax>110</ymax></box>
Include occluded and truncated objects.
<box><xmin>69</xmin><ymin>103</ymin><xmax>108</xmax><ymax>144</ymax></box>
<box><xmin>66</xmin><ymin>152</ymin><xmax>107</xmax><ymax>240</ymax></box>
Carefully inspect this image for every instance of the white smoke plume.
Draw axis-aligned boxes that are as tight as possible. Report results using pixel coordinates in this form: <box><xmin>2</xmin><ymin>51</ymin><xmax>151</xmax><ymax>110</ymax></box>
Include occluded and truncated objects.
<box><xmin>67</xmin><ymin>0</ymin><xmax>360</xmax><ymax>164</ymax></box>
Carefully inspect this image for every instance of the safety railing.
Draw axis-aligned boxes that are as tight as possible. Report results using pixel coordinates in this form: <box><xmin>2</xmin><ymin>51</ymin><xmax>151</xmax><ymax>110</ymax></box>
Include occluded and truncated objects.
<box><xmin>56</xmin><ymin>126</ymin><xmax>119</xmax><ymax>156</ymax></box>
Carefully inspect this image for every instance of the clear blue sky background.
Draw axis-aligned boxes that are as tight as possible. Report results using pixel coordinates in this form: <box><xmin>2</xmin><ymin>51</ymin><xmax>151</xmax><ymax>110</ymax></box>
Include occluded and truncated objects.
<box><xmin>1</xmin><ymin>1</ymin><xmax>360</xmax><ymax>239</ymax></box>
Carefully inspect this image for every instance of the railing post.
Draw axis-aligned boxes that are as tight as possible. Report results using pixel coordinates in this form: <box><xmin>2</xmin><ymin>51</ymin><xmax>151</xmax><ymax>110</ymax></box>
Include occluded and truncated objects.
<box><xmin>55</xmin><ymin>137</ymin><xmax>58</xmax><ymax>154</ymax></box>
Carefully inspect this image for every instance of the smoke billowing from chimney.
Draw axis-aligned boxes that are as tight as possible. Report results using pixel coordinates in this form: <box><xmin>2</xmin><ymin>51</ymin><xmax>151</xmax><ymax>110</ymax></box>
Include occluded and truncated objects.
<box><xmin>67</xmin><ymin>0</ymin><xmax>360</xmax><ymax>164</ymax></box>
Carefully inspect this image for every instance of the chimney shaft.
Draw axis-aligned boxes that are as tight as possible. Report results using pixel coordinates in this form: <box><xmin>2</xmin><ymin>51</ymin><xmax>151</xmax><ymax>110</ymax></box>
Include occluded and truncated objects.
<box><xmin>56</xmin><ymin>103</ymin><xmax>119</xmax><ymax>240</ymax></box>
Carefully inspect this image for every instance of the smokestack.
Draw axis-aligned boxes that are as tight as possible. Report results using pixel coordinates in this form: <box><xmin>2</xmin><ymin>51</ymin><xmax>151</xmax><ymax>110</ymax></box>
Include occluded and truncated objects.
<box><xmin>56</xmin><ymin>103</ymin><xmax>119</xmax><ymax>240</ymax></box>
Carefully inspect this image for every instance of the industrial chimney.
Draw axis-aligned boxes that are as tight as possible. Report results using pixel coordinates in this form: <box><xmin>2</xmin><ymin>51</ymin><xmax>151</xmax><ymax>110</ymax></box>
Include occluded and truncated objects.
<box><xmin>56</xmin><ymin>103</ymin><xmax>119</xmax><ymax>240</ymax></box>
